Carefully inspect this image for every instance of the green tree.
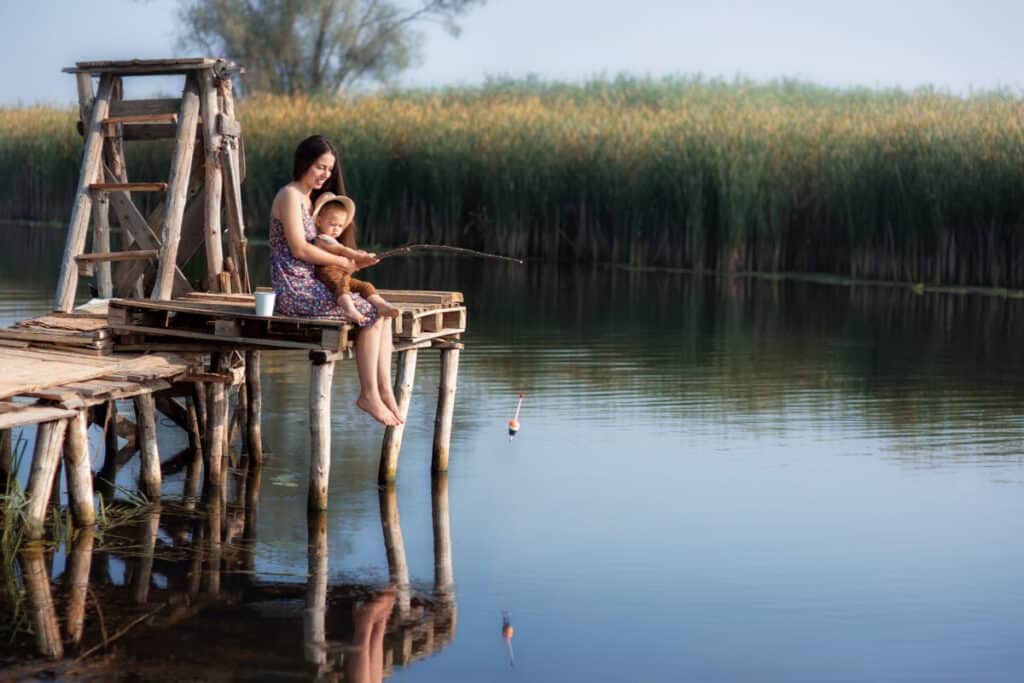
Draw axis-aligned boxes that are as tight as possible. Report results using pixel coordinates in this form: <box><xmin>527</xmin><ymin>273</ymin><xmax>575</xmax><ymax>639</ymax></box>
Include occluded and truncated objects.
<box><xmin>177</xmin><ymin>0</ymin><xmax>486</xmax><ymax>94</ymax></box>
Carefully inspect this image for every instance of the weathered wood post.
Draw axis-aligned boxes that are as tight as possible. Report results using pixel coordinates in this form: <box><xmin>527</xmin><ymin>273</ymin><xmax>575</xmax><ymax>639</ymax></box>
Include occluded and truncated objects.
<box><xmin>431</xmin><ymin>348</ymin><xmax>461</xmax><ymax>472</ymax></box>
<box><xmin>65</xmin><ymin>526</ymin><xmax>95</xmax><ymax>647</ymax></box>
<box><xmin>379</xmin><ymin>349</ymin><xmax>419</xmax><ymax>484</ymax></box>
<box><xmin>56</xmin><ymin>74</ymin><xmax>113</xmax><ymax>312</ymax></box>
<box><xmin>379</xmin><ymin>485</ymin><xmax>411</xmax><ymax>616</ymax></box>
<box><xmin>304</xmin><ymin>510</ymin><xmax>329</xmax><ymax>668</ymax></box>
<box><xmin>18</xmin><ymin>547</ymin><xmax>63</xmax><ymax>659</ymax></box>
<box><xmin>134</xmin><ymin>394</ymin><xmax>162</xmax><ymax>500</ymax></box>
<box><xmin>197</xmin><ymin>69</ymin><xmax>225</xmax><ymax>292</ymax></box>
<box><xmin>24</xmin><ymin>420</ymin><xmax>69</xmax><ymax>540</ymax></box>
<box><xmin>245</xmin><ymin>351</ymin><xmax>264</xmax><ymax>463</ymax></box>
<box><xmin>96</xmin><ymin>400</ymin><xmax>119</xmax><ymax>500</ymax></box>
<box><xmin>63</xmin><ymin>410</ymin><xmax>96</xmax><ymax>526</ymax></box>
<box><xmin>205</xmin><ymin>353</ymin><xmax>230</xmax><ymax>488</ymax></box>
<box><xmin>309</xmin><ymin>357</ymin><xmax>334</xmax><ymax>511</ymax></box>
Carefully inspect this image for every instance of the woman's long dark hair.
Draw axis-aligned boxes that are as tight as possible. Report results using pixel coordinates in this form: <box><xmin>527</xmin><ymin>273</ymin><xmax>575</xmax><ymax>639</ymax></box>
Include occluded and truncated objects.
<box><xmin>292</xmin><ymin>135</ymin><xmax>357</xmax><ymax>248</ymax></box>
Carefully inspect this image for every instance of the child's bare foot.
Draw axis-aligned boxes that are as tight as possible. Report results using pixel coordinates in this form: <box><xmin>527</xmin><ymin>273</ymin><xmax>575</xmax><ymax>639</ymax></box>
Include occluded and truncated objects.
<box><xmin>367</xmin><ymin>294</ymin><xmax>399</xmax><ymax>318</ymax></box>
<box><xmin>338</xmin><ymin>294</ymin><xmax>368</xmax><ymax>325</ymax></box>
<box><xmin>357</xmin><ymin>395</ymin><xmax>401</xmax><ymax>426</ymax></box>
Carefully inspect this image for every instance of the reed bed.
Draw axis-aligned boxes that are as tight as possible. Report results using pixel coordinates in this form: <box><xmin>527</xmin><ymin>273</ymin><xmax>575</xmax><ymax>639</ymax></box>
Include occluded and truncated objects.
<box><xmin>1</xmin><ymin>77</ymin><xmax>1022</xmax><ymax>286</ymax></box>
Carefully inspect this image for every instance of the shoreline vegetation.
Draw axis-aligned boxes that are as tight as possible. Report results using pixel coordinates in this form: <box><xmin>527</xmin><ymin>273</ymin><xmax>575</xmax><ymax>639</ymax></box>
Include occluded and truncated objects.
<box><xmin>1</xmin><ymin>76</ymin><xmax>1022</xmax><ymax>287</ymax></box>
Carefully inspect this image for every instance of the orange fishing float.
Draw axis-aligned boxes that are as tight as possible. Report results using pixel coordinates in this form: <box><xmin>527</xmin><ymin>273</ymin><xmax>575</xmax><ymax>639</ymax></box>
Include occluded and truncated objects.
<box><xmin>508</xmin><ymin>393</ymin><xmax>524</xmax><ymax>440</ymax></box>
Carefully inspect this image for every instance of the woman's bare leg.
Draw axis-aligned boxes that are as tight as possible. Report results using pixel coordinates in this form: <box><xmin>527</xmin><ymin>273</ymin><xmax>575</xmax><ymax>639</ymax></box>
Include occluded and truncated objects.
<box><xmin>355</xmin><ymin>322</ymin><xmax>400</xmax><ymax>426</ymax></box>
<box><xmin>376</xmin><ymin>319</ymin><xmax>403</xmax><ymax>422</ymax></box>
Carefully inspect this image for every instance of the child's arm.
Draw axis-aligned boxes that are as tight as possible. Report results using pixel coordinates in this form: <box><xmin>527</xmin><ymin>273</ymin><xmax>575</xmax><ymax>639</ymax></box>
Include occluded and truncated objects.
<box><xmin>313</xmin><ymin>235</ymin><xmax>378</xmax><ymax>267</ymax></box>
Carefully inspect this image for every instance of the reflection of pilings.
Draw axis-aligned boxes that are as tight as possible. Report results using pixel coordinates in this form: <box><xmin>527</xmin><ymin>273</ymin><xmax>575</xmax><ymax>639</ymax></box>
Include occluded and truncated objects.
<box><xmin>133</xmin><ymin>507</ymin><xmax>161</xmax><ymax>604</ymax></box>
<box><xmin>65</xmin><ymin>527</ymin><xmax>95</xmax><ymax>646</ymax></box>
<box><xmin>24</xmin><ymin>420</ymin><xmax>68</xmax><ymax>540</ymax></box>
<box><xmin>431</xmin><ymin>473</ymin><xmax>453</xmax><ymax>591</ymax></box>
<box><xmin>19</xmin><ymin>546</ymin><xmax>63</xmax><ymax>659</ymax></box>
<box><xmin>204</xmin><ymin>487</ymin><xmax>223</xmax><ymax>595</ymax></box>
<box><xmin>304</xmin><ymin>510</ymin><xmax>328</xmax><ymax>668</ymax></box>
<box><xmin>242</xmin><ymin>462</ymin><xmax>262</xmax><ymax>576</ymax></box>
<box><xmin>379</xmin><ymin>485</ymin><xmax>411</xmax><ymax>615</ymax></box>
<box><xmin>64</xmin><ymin>410</ymin><xmax>95</xmax><ymax>527</ymax></box>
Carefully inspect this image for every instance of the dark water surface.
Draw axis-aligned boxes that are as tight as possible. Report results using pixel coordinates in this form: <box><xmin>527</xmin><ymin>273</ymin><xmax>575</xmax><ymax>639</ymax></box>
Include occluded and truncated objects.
<box><xmin>2</xmin><ymin>222</ymin><xmax>1024</xmax><ymax>681</ymax></box>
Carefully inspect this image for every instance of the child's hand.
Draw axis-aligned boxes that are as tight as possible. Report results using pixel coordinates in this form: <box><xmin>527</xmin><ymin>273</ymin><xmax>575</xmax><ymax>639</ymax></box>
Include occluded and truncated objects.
<box><xmin>355</xmin><ymin>252</ymin><xmax>379</xmax><ymax>267</ymax></box>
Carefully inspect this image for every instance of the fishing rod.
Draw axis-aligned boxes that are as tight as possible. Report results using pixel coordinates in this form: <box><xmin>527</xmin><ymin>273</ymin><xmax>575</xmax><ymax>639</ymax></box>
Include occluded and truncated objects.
<box><xmin>374</xmin><ymin>244</ymin><xmax>524</xmax><ymax>264</ymax></box>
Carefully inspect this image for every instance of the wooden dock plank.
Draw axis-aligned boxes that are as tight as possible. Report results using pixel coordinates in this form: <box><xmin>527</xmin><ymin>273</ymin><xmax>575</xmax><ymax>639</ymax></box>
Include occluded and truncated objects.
<box><xmin>0</xmin><ymin>402</ymin><xmax>78</xmax><ymax>431</ymax></box>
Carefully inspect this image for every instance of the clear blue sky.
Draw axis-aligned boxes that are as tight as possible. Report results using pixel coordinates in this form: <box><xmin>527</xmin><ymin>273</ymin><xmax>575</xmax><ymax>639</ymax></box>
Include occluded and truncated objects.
<box><xmin>2</xmin><ymin>0</ymin><xmax>1021</xmax><ymax>105</ymax></box>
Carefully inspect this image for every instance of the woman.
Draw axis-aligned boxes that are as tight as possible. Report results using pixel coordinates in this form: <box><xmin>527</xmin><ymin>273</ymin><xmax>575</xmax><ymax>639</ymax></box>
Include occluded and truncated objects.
<box><xmin>270</xmin><ymin>135</ymin><xmax>403</xmax><ymax>426</ymax></box>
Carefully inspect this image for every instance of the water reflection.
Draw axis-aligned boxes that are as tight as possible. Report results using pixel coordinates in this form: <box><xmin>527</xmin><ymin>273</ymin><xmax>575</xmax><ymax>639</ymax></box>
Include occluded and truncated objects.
<box><xmin>2</xmin><ymin>462</ymin><xmax>458</xmax><ymax>679</ymax></box>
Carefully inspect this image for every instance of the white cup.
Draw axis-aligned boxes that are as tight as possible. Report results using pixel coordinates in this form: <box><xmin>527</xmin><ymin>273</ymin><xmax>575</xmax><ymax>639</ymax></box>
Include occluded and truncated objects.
<box><xmin>254</xmin><ymin>288</ymin><xmax>276</xmax><ymax>317</ymax></box>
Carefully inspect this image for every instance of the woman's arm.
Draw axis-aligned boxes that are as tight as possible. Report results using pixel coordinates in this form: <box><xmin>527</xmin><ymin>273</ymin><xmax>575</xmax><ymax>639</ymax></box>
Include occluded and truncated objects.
<box><xmin>274</xmin><ymin>189</ymin><xmax>357</xmax><ymax>272</ymax></box>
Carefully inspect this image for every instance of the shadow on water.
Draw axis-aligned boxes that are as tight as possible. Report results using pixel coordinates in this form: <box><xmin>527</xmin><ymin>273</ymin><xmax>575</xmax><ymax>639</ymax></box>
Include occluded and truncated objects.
<box><xmin>0</xmin><ymin>461</ymin><xmax>457</xmax><ymax>681</ymax></box>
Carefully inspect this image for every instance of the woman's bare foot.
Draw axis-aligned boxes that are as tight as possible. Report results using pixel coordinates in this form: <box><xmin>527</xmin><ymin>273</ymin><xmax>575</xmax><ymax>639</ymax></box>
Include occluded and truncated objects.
<box><xmin>338</xmin><ymin>294</ymin><xmax>368</xmax><ymax>325</ymax></box>
<box><xmin>381</xmin><ymin>392</ymin><xmax>404</xmax><ymax>423</ymax></box>
<box><xmin>367</xmin><ymin>294</ymin><xmax>399</xmax><ymax>318</ymax></box>
<box><xmin>357</xmin><ymin>395</ymin><xmax>400</xmax><ymax>426</ymax></box>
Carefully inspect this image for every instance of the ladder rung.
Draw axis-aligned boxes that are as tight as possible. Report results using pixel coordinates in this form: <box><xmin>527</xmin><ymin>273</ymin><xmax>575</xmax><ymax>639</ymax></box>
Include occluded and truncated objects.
<box><xmin>75</xmin><ymin>250</ymin><xmax>159</xmax><ymax>263</ymax></box>
<box><xmin>103</xmin><ymin>113</ymin><xmax>178</xmax><ymax>125</ymax></box>
<box><xmin>89</xmin><ymin>182</ymin><xmax>167</xmax><ymax>192</ymax></box>
<box><xmin>108</xmin><ymin>98</ymin><xmax>181</xmax><ymax>118</ymax></box>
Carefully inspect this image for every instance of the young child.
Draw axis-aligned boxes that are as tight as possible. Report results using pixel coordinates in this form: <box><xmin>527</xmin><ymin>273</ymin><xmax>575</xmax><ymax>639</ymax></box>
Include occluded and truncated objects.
<box><xmin>311</xmin><ymin>192</ymin><xmax>398</xmax><ymax>323</ymax></box>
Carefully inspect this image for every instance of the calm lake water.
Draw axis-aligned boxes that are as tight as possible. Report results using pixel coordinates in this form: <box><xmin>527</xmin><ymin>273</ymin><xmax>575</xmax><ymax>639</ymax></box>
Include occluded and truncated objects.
<box><xmin>2</xmin><ymin>221</ymin><xmax>1024</xmax><ymax>681</ymax></box>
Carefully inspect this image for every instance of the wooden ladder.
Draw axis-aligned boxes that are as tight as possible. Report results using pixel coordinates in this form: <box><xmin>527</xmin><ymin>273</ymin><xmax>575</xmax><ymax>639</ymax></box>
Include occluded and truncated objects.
<box><xmin>54</xmin><ymin>58</ymin><xmax>252</xmax><ymax>312</ymax></box>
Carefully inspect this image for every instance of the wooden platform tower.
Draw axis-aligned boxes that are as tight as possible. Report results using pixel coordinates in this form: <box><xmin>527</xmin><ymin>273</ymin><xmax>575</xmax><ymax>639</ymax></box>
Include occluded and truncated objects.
<box><xmin>56</xmin><ymin>58</ymin><xmax>250</xmax><ymax>311</ymax></box>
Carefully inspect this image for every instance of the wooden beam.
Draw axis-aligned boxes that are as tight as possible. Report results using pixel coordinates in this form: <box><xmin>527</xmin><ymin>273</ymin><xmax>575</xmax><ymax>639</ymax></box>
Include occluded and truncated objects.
<box><xmin>107</xmin><ymin>185</ymin><xmax>192</xmax><ymax>296</ymax></box>
<box><xmin>89</xmin><ymin>182</ymin><xmax>167</xmax><ymax>192</ymax></box>
<box><xmin>108</xmin><ymin>98</ymin><xmax>182</xmax><ymax>118</ymax></box>
<box><xmin>76</xmin><ymin>249</ymin><xmax>158</xmax><ymax>263</ymax></box>
<box><xmin>244</xmin><ymin>351</ymin><xmax>263</xmax><ymax>464</ymax></box>
<box><xmin>134</xmin><ymin>393</ymin><xmax>161</xmax><ymax>500</ymax></box>
<box><xmin>56</xmin><ymin>74</ymin><xmax>114</xmax><ymax>312</ymax></box>
<box><xmin>152</xmin><ymin>74</ymin><xmax>200</xmax><ymax>300</ymax></box>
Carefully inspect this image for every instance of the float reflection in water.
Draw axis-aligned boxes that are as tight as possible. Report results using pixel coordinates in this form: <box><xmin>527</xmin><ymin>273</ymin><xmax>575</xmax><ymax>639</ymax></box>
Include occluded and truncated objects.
<box><xmin>1</xmin><ymin>462</ymin><xmax>458</xmax><ymax>680</ymax></box>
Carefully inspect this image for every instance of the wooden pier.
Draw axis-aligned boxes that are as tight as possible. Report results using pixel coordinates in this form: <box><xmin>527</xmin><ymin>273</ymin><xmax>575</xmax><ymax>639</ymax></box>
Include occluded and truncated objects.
<box><xmin>1</xmin><ymin>58</ymin><xmax>467</xmax><ymax>539</ymax></box>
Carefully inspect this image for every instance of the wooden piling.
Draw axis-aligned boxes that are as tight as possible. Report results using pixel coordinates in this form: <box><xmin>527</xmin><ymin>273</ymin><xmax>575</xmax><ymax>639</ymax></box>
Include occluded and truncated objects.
<box><xmin>432</xmin><ymin>473</ymin><xmax>453</xmax><ymax>591</ymax></box>
<box><xmin>134</xmin><ymin>393</ymin><xmax>162</xmax><ymax>500</ymax></box>
<box><xmin>308</xmin><ymin>358</ymin><xmax>334</xmax><ymax>511</ymax></box>
<box><xmin>245</xmin><ymin>350</ymin><xmax>264</xmax><ymax>463</ymax></box>
<box><xmin>56</xmin><ymin>73</ymin><xmax>113</xmax><ymax>312</ymax></box>
<box><xmin>24</xmin><ymin>420</ymin><xmax>68</xmax><ymax>540</ymax></box>
<box><xmin>431</xmin><ymin>348</ymin><xmax>461</xmax><ymax>472</ymax></box>
<box><xmin>96</xmin><ymin>400</ymin><xmax>119</xmax><ymax>499</ymax></box>
<box><xmin>379</xmin><ymin>349</ymin><xmax>419</xmax><ymax>484</ymax></box>
<box><xmin>379</xmin><ymin>485</ymin><xmax>411</xmax><ymax>615</ymax></box>
<box><xmin>65</xmin><ymin>526</ymin><xmax>95</xmax><ymax>647</ymax></box>
<box><xmin>18</xmin><ymin>547</ymin><xmax>63</xmax><ymax>659</ymax></box>
<box><xmin>63</xmin><ymin>410</ymin><xmax>96</xmax><ymax>526</ymax></box>
<box><xmin>0</xmin><ymin>428</ymin><xmax>11</xmax><ymax>488</ymax></box>
<box><xmin>205</xmin><ymin>353</ymin><xmax>229</xmax><ymax>487</ymax></box>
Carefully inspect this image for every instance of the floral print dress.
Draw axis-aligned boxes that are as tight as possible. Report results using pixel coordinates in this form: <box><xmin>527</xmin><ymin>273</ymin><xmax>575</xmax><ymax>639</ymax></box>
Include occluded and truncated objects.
<box><xmin>269</xmin><ymin>204</ymin><xmax>378</xmax><ymax>325</ymax></box>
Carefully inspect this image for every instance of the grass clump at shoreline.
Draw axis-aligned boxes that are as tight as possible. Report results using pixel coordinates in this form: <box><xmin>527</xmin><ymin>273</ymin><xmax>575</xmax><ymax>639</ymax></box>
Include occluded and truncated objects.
<box><xmin>1</xmin><ymin>76</ymin><xmax>1022</xmax><ymax>287</ymax></box>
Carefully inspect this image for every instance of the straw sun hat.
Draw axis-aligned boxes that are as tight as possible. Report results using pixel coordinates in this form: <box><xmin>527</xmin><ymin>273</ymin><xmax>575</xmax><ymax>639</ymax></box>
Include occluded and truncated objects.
<box><xmin>312</xmin><ymin>192</ymin><xmax>356</xmax><ymax>227</ymax></box>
